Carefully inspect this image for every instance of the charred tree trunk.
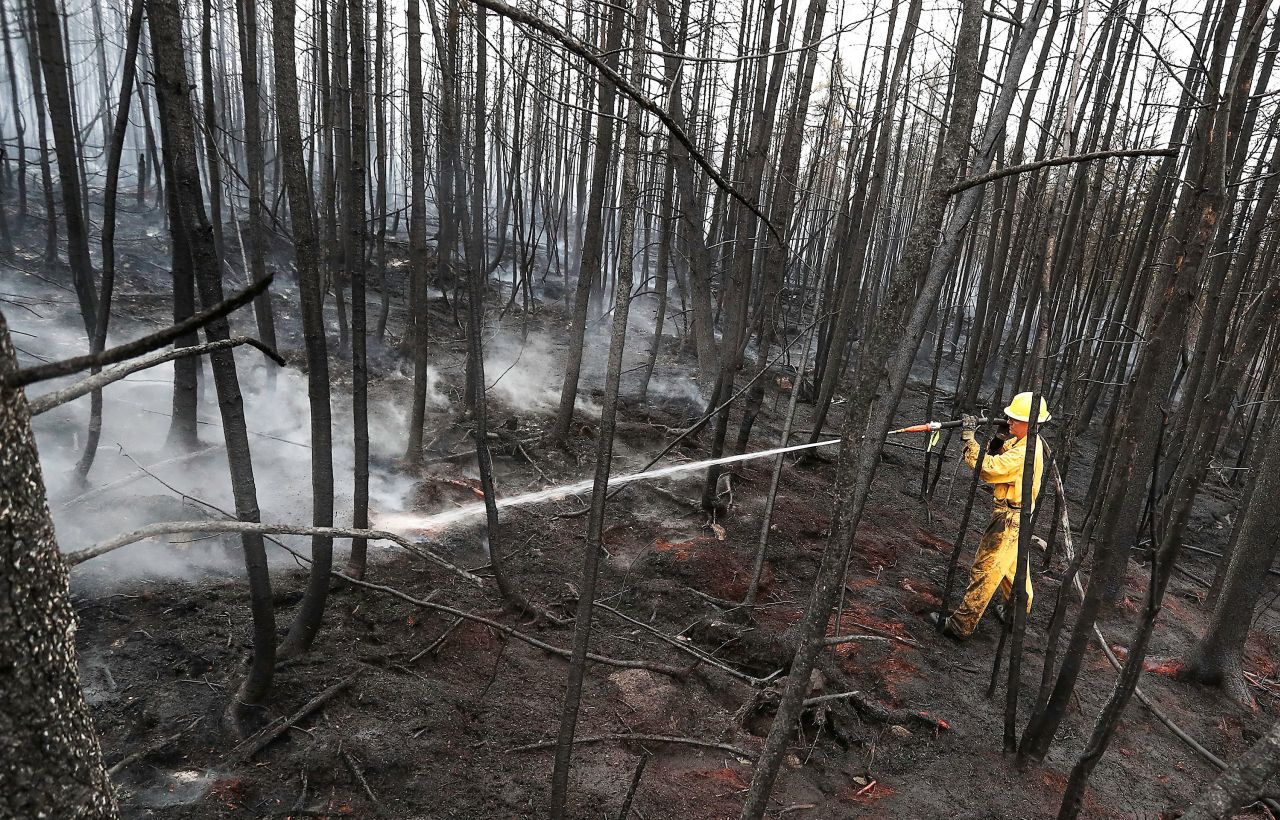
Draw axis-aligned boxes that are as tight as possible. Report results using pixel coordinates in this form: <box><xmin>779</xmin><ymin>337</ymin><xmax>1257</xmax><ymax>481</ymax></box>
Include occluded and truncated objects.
<box><xmin>74</xmin><ymin>0</ymin><xmax>146</xmax><ymax>483</ymax></box>
<box><xmin>234</xmin><ymin>0</ymin><xmax>280</xmax><ymax>364</ymax></box>
<box><xmin>148</xmin><ymin>0</ymin><xmax>277</xmax><ymax>703</ymax></box>
<box><xmin>273</xmin><ymin>0</ymin><xmax>336</xmax><ymax>658</ymax></box>
<box><xmin>31</xmin><ymin>0</ymin><xmax>97</xmax><ymax>339</ymax></box>
<box><xmin>549</xmin><ymin>2</ymin><xmax>648</xmax><ymax>813</ymax></box>
<box><xmin>403</xmin><ymin>0</ymin><xmax>432</xmax><ymax>464</ymax></box>
<box><xmin>550</xmin><ymin>0</ymin><xmax>626</xmax><ymax>443</ymax></box>
<box><xmin>344</xmin><ymin>0</ymin><xmax>370</xmax><ymax>579</ymax></box>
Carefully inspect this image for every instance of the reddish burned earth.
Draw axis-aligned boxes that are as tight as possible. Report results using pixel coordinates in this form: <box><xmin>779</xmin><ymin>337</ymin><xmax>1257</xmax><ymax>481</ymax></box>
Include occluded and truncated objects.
<box><xmin>70</xmin><ymin>379</ymin><xmax>1279</xmax><ymax>819</ymax></box>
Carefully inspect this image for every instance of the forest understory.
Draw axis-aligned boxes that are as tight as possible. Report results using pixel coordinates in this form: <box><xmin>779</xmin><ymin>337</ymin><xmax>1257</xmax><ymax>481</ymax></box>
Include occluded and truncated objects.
<box><xmin>8</xmin><ymin>0</ymin><xmax>1280</xmax><ymax>813</ymax></box>
<box><xmin>12</xmin><ymin>211</ymin><xmax>1276</xmax><ymax>819</ymax></box>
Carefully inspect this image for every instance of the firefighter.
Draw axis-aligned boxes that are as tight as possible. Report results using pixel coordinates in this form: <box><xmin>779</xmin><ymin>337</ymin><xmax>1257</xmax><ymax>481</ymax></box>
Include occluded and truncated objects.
<box><xmin>928</xmin><ymin>392</ymin><xmax>1049</xmax><ymax>640</ymax></box>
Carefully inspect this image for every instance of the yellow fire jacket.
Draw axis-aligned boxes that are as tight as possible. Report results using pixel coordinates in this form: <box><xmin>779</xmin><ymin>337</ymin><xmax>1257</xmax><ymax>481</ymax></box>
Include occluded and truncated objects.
<box><xmin>963</xmin><ymin>434</ymin><xmax>1045</xmax><ymax>511</ymax></box>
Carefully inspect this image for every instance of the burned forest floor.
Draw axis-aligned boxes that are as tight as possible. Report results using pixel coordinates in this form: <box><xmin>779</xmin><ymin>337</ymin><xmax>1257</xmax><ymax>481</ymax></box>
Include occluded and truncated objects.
<box><xmin>7</xmin><ymin>214</ymin><xmax>1279</xmax><ymax>819</ymax></box>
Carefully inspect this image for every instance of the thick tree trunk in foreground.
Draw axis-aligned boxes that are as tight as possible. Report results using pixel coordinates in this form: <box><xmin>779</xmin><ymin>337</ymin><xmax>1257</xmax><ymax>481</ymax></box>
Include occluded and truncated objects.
<box><xmin>0</xmin><ymin>311</ymin><xmax>117</xmax><ymax>819</ymax></box>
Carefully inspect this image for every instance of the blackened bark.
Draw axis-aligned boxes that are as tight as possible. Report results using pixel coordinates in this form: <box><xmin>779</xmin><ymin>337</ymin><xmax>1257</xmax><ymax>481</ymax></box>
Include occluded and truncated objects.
<box><xmin>549</xmin><ymin>2</ymin><xmax>648</xmax><ymax>814</ymax></box>
<box><xmin>346</xmin><ymin>0</ymin><xmax>371</xmax><ymax>580</ymax></box>
<box><xmin>31</xmin><ymin>0</ymin><xmax>97</xmax><ymax>338</ymax></box>
<box><xmin>234</xmin><ymin>0</ymin><xmax>280</xmax><ymax>361</ymax></box>
<box><xmin>550</xmin><ymin>0</ymin><xmax>626</xmax><ymax>443</ymax></box>
<box><xmin>148</xmin><ymin>0</ymin><xmax>276</xmax><ymax>702</ymax></box>
<box><xmin>0</xmin><ymin>310</ymin><xmax>118</xmax><ymax>819</ymax></box>
<box><xmin>74</xmin><ymin>0</ymin><xmax>146</xmax><ymax>483</ymax></box>
<box><xmin>273</xmin><ymin>0</ymin><xmax>336</xmax><ymax>658</ymax></box>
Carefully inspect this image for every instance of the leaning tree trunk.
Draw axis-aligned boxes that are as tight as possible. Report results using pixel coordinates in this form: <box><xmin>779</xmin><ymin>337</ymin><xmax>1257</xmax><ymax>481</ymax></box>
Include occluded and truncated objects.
<box><xmin>549</xmin><ymin>2</ymin><xmax>649</xmax><ymax>814</ymax></box>
<box><xmin>0</xmin><ymin>310</ymin><xmax>118</xmax><ymax>819</ymax></box>
<box><xmin>148</xmin><ymin>0</ymin><xmax>277</xmax><ymax>703</ymax></box>
<box><xmin>1180</xmin><ymin>719</ymin><xmax>1280</xmax><ymax>820</ymax></box>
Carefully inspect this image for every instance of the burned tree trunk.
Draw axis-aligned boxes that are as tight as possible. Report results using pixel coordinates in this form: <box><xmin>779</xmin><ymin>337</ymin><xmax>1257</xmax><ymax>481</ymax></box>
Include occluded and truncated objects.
<box><xmin>0</xmin><ymin>310</ymin><xmax>117</xmax><ymax>819</ymax></box>
<box><xmin>1180</xmin><ymin>719</ymin><xmax>1280</xmax><ymax>820</ymax></box>
<box><xmin>1180</xmin><ymin>398</ymin><xmax>1280</xmax><ymax>705</ymax></box>
<box><xmin>403</xmin><ymin>0</ymin><xmax>432</xmax><ymax>465</ymax></box>
<box><xmin>344</xmin><ymin>0</ymin><xmax>371</xmax><ymax>579</ymax></box>
<box><xmin>273</xmin><ymin>0</ymin><xmax>335</xmax><ymax>657</ymax></box>
<box><xmin>550</xmin><ymin>0</ymin><xmax>626</xmax><ymax>443</ymax></box>
<box><xmin>148</xmin><ymin>0</ymin><xmax>277</xmax><ymax>702</ymax></box>
<box><xmin>234</xmin><ymin>0</ymin><xmax>279</xmax><ymax>361</ymax></box>
<box><xmin>75</xmin><ymin>0</ymin><xmax>146</xmax><ymax>483</ymax></box>
<box><xmin>549</xmin><ymin>1</ymin><xmax>648</xmax><ymax>814</ymax></box>
<box><xmin>30</xmin><ymin>0</ymin><xmax>97</xmax><ymax>339</ymax></box>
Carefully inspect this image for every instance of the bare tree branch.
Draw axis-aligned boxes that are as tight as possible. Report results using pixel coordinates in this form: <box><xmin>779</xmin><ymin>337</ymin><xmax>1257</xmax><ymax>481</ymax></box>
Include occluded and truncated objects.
<box><xmin>66</xmin><ymin>519</ymin><xmax>482</xmax><ymax>586</ymax></box>
<box><xmin>28</xmin><ymin>336</ymin><xmax>284</xmax><ymax>416</ymax></box>
<box><xmin>10</xmin><ymin>275</ymin><xmax>273</xmax><ymax>387</ymax></box>
<box><xmin>458</xmin><ymin>0</ymin><xmax>782</xmax><ymax>243</ymax></box>
<box><xmin>945</xmin><ymin>148</ymin><xmax>1178</xmax><ymax>196</ymax></box>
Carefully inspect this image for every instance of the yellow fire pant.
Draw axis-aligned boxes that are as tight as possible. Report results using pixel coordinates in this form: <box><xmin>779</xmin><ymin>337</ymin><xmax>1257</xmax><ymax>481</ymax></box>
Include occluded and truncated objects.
<box><xmin>949</xmin><ymin>504</ymin><xmax>1033</xmax><ymax>637</ymax></box>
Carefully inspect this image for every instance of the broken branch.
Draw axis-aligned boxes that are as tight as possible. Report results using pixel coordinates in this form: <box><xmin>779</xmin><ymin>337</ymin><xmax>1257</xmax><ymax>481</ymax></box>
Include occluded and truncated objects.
<box><xmin>231</xmin><ymin>670</ymin><xmax>363</xmax><ymax>762</ymax></box>
<box><xmin>944</xmin><ymin>148</ymin><xmax>1178</xmax><ymax>196</ymax></box>
<box><xmin>67</xmin><ymin>520</ymin><xmax>481</xmax><ymax>586</ymax></box>
<box><xmin>28</xmin><ymin>335</ymin><xmax>284</xmax><ymax>415</ymax></box>
<box><xmin>12</xmin><ymin>275</ymin><xmax>273</xmax><ymax>387</ymax></box>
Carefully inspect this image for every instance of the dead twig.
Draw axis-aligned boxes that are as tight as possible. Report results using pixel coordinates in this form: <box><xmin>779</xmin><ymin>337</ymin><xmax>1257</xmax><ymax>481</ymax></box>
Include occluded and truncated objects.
<box><xmin>409</xmin><ymin>616</ymin><xmax>465</xmax><ymax>663</ymax></box>
<box><xmin>339</xmin><ymin>572</ymin><xmax>690</xmax><ymax>678</ymax></box>
<box><xmin>617</xmin><ymin>750</ymin><xmax>652</xmax><ymax>820</ymax></box>
<box><xmin>68</xmin><ymin>520</ymin><xmax>481</xmax><ymax>586</ymax></box>
<box><xmin>594</xmin><ymin>601</ymin><xmax>761</xmax><ymax>686</ymax></box>
<box><xmin>107</xmin><ymin>717</ymin><xmax>201</xmax><ymax>776</ymax></box>
<box><xmin>230</xmin><ymin>671</ymin><xmax>363</xmax><ymax>762</ymax></box>
<box><xmin>805</xmin><ymin>690</ymin><xmax>950</xmax><ymax>732</ymax></box>
<box><xmin>508</xmin><ymin>733</ymin><xmax>753</xmax><ymax>758</ymax></box>
<box><xmin>823</xmin><ymin>634</ymin><xmax>892</xmax><ymax>646</ymax></box>
<box><xmin>339</xmin><ymin>747</ymin><xmax>379</xmax><ymax>808</ymax></box>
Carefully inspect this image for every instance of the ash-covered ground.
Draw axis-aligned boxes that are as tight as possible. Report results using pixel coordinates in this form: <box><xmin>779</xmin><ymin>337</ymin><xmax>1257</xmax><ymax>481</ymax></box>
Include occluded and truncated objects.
<box><xmin>5</xmin><ymin>210</ymin><xmax>1278</xmax><ymax>819</ymax></box>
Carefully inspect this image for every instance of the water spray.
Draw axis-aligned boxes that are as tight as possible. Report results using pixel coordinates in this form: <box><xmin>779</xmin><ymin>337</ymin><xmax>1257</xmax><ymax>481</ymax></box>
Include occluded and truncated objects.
<box><xmin>376</xmin><ymin>438</ymin><xmax>844</xmax><ymax>534</ymax></box>
<box><xmin>379</xmin><ymin>414</ymin><xmax>994</xmax><ymax>535</ymax></box>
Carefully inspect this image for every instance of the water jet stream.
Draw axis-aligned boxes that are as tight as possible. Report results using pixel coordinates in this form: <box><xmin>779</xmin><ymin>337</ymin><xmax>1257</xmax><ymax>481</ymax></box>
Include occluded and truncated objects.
<box><xmin>375</xmin><ymin>438</ymin><xmax>842</xmax><ymax>534</ymax></box>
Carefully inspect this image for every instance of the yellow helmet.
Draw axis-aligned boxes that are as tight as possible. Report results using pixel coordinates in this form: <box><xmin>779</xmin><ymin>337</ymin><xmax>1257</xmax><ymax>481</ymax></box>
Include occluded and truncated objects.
<box><xmin>1004</xmin><ymin>391</ymin><xmax>1052</xmax><ymax>423</ymax></box>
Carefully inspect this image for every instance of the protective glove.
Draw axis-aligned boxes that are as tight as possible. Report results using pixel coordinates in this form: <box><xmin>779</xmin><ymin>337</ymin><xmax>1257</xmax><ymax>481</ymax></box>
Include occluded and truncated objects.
<box><xmin>960</xmin><ymin>414</ymin><xmax>978</xmax><ymax>442</ymax></box>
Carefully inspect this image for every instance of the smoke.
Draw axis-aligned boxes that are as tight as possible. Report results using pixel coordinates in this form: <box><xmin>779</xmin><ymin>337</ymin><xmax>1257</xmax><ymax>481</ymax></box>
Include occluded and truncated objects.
<box><xmin>482</xmin><ymin>328</ymin><xmax>601</xmax><ymax>417</ymax></box>
<box><xmin>8</xmin><ymin>262</ymin><xmax>430</xmax><ymax>590</ymax></box>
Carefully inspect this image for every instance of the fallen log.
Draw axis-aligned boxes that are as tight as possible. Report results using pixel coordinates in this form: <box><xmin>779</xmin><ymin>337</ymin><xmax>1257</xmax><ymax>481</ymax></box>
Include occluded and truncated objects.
<box><xmin>508</xmin><ymin>733</ymin><xmax>753</xmax><ymax>759</ymax></box>
<box><xmin>230</xmin><ymin>670</ymin><xmax>363</xmax><ymax>762</ymax></box>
